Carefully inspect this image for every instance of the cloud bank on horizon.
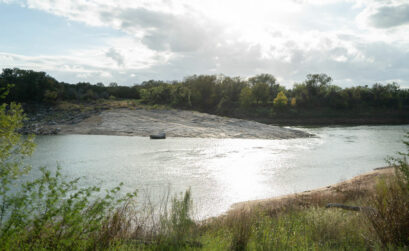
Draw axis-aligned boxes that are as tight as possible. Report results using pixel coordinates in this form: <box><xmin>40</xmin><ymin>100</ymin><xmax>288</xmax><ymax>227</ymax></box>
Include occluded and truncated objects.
<box><xmin>0</xmin><ymin>0</ymin><xmax>408</xmax><ymax>87</ymax></box>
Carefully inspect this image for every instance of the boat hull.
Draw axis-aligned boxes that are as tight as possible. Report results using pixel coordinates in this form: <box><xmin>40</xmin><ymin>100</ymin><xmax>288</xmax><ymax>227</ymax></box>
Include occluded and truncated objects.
<box><xmin>150</xmin><ymin>133</ymin><xmax>166</xmax><ymax>139</ymax></box>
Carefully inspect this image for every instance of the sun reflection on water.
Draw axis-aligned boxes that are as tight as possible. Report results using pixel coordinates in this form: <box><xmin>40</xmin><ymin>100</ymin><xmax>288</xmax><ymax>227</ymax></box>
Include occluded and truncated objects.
<box><xmin>28</xmin><ymin>125</ymin><xmax>409</xmax><ymax>219</ymax></box>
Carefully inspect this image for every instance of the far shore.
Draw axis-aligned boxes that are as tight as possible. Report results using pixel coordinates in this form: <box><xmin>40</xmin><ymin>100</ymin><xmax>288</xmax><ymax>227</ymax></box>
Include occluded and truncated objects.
<box><xmin>226</xmin><ymin>167</ymin><xmax>394</xmax><ymax>217</ymax></box>
<box><xmin>24</xmin><ymin>106</ymin><xmax>312</xmax><ymax>139</ymax></box>
<box><xmin>22</xmin><ymin>100</ymin><xmax>409</xmax><ymax>138</ymax></box>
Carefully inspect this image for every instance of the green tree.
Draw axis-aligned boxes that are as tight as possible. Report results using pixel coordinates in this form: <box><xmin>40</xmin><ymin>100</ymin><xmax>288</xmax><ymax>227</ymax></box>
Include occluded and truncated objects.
<box><xmin>216</xmin><ymin>76</ymin><xmax>247</xmax><ymax>112</ymax></box>
<box><xmin>43</xmin><ymin>90</ymin><xmax>58</xmax><ymax>103</ymax></box>
<box><xmin>304</xmin><ymin>74</ymin><xmax>332</xmax><ymax>105</ymax></box>
<box><xmin>249</xmin><ymin>74</ymin><xmax>279</xmax><ymax>102</ymax></box>
<box><xmin>239</xmin><ymin>86</ymin><xmax>254</xmax><ymax>108</ymax></box>
<box><xmin>186</xmin><ymin>75</ymin><xmax>220</xmax><ymax>111</ymax></box>
<box><xmin>305</xmin><ymin>74</ymin><xmax>332</xmax><ymax>91</ymax></box>
<box><xmin>171</xmin><ymin>84</ymin><xmax>191</xmax><ymax>107</ymax></box>
<box><xmin>251</xmin><ymin>82</ymin><xmax>269</xmax><ymax>105</ymax></box>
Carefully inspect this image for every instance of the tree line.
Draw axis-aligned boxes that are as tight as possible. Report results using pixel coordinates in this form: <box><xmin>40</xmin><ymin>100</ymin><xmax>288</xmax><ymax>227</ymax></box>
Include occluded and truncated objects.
<box><xmin>0</xmin><ymin>68</ymin><xmax>140</xmax><ymax>104</ymax></box>
<box><xmin>1</xmin><ymin>68</ymin><xmax>408</xmax><ymax>116</ymax></box>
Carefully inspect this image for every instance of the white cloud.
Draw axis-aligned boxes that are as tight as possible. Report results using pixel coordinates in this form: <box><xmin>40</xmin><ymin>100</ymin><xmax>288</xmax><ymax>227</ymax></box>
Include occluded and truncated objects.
<box><xmin>105</xmin><ymin>48</ymin><xmax>124</xmax><ymax>66</ymax></box>
<box><xmin>1</xmin><ymin>0</ymin><xmax>409</xmax><ymax>87</ymax></box>
<box><xmin>366</xmin><ymin>3</ymin><xmax>409</xmax><ymax>28</ymax></box>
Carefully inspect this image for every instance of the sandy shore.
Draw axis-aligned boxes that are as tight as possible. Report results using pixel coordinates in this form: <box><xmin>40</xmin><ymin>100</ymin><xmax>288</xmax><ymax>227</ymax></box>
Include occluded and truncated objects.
<box><xmin>56</xmin><ymin>108</ymin><xmax>311</xmax><ymax>139</ymax></box>
<box><xmin>228</xmin><ymin>167</ymin><xmax>395</xmax><ymax>215</ymax></box>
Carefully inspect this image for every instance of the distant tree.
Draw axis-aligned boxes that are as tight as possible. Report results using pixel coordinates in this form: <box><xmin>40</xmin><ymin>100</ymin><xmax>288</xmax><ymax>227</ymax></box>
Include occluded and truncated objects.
<box><xmin>1</xmin><ymin>68</ymin><xmax>59</xmax><ymax>103</ymax></box>
<box><xmin>239</xmin><ymin>86</ymin><xmax>254</xmax><ymax>108</ymax></box>
<box><xmin>84</xmin><ymin>89</ymin><xmax>97</xmax><ymax>100</ymax></box>
<box><xmin>305</xmin><ymin>73</ymin><xmax>332</xmax><ymax>88</ymax></box>
<box><xmin>251</xmin><ymin>82</ymin><xmax>270</xmax><ymax>105</ymax></box>
<box><xmin>43</xmin><ymin>90</ymin><xmax>58</xmax><ymax>104</ymax></box>
<box><xmin>249</xmin><ymin>74</ymin><xmax>280</xmax><ymax>102</ymax></box>
<box><xmin>171</xmin><ymin>84</ymin><xmax>191</xmax><ymax>107</ymax></box>
<box><xmin>185</xmin><ymin>75</ymin><xmax>219</xmax><ymax>110</ymax></box>
<box><xmin>218</xmin><ymin>76</ymin><xmax>247</xmax><ymax>105</ymax></box>
<box><xmin>248</xmin><ymin>74</ymin><xmax>276</xmax><ymax>84</ymax></box>
<box><xmin>273</xmin><ymin>91</ymin><xmax>288</xmax><ymax>108</ymax></box>
<box><xmin>325</xmin><ymin>85</ymin><xmax>348</xmax><ymax>109</ymax></box>
<box><xmin>372</xmin><ymin>82</ymin><xmax>400</xmax><ymax>108</ymax></box>
<box><xmin>305</xmin><ymin>73</ymin><xmax>332</xmax><ymax>97</ymax></box>
<box><xmin>290</xmin><ymin>97</ymin><xmax>297</xmax><ymax>107</ymax></box>
<box><xmin>2</xmin><ymin>67</ymin><xmax>409</xmax><ymax>116</ymax></box>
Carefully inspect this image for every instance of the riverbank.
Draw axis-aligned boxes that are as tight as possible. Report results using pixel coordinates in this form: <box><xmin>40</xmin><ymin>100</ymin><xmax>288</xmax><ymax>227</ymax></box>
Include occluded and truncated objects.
<box><xmin>231</xmin><ymin>108</ymin><xmax>409</xmax><ymax>126</ymax></box>
<box><xmin>59</xmin><ymin>108</ymin><xmax>311</xmax><ymax>139</ymax></box>
<box><xmin>22</xmin><ymin>100</ymin><xmax>409</xmax><ymax>137</ymax></box>
<box><xmin>22</xmin><ymin>101</ymin><xmax>311</xmax><ymax>139</ymax></box>
<box><xmin>227</xmin><ymin>167</ymin><xmax>394</xmax><ymax>216</ymax></box>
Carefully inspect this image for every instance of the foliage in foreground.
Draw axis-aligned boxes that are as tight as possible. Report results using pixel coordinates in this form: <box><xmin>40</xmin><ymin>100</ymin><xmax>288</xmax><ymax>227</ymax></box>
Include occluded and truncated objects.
<box><xmin>0</xmin><ymin>168</ymin><xmax>138</xmax><ymax>250</ymax></box>
<box><xmin>365</xmin><ymin>133</ymin><xmax>409</xmax><ymax>248</ymax></box>
<box><xmin>0</xmin><ymin>94</ymin><xmax>139</xmax><ymax>250</ymax></box>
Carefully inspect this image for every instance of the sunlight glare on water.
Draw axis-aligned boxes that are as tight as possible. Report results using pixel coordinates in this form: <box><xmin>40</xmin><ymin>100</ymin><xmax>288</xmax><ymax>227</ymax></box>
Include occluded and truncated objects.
<box><xmin>28</xmin><ymin>125</ymin><xmax>409</xmax><ymax>219</ymax></box>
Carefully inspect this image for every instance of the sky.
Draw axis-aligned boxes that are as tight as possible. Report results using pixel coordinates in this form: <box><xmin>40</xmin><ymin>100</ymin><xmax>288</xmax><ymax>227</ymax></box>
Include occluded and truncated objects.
<box><xmin>0</xmin><ymin>0</ymin><xmax>409</xmax><ymax>87</ymax></box>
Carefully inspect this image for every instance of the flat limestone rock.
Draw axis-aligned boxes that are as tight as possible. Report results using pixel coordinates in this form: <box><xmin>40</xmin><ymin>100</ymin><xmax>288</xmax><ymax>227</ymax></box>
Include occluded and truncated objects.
<box><xmin>59</xmin><ymin>108</ymin><xmax>312</xmax><ymax>139</ymax></box>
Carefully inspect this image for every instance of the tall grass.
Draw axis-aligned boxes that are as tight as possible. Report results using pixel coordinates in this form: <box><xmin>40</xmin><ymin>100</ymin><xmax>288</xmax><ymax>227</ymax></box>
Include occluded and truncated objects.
<box><xmin>365</xmin><ymin>133</ymin><xmax>409</xmax><ymax>248</ymax></box>
<box><xmin>226</xmin><ymin>210</ymin><xmax>253</xmax><ymax>251</ymax></box>
<box><xmin>154</xmin><ymin>189</ymin><xmax>200</xmax><ymax>249</ymax></box>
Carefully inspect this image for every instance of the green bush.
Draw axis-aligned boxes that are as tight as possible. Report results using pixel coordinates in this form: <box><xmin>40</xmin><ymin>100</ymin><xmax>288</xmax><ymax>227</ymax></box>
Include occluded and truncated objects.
<box><xmin>0</xmin><ymin>93</ymin><xmax>137</xmax><ymax>250</ymax></box>
<box><xmin>366</xmin><ymin>132</ymin><xmax>409</xmax><ymax>248</ymax></box>
<box><xmin>0</xmin><ymin>167</ymin><xmax>136</xmax><ymax>250</ymax></box>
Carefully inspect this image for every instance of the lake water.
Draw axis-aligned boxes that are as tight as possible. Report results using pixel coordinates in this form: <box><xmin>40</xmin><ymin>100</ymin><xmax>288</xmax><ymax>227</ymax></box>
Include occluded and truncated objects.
<box><xmin>28</xmin><ymin>125</ymin><xmax>409</xmax><ymax>219</ymax></box>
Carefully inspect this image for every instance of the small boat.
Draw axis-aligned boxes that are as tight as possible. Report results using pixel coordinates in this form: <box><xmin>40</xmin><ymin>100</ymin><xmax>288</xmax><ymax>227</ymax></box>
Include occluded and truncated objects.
<box><xmin>150</xmin><ymin>132</ymin><xmax>166</xmax><ymax>139</ymax></box>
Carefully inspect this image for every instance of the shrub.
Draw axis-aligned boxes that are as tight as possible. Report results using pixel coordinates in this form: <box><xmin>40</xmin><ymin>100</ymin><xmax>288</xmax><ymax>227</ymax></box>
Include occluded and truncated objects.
<box><xmin>0</xmin><ymin>92</ymin><xmax>138</xmax><ymax>250</ymax></box>
<box><xmin>0</xmin><ymin>102</ymin><xmax>36</xmax><ymax>232</ymax></box>
<box><xmin>43</xmin><ymin>90</ymin><xmax>59</xmax><ymax>103</ymax></box>
<box><xmin>366</xmin><ymin>132</ymin><xmax>409</xmax><ymax>248</ymax></box>
<box><xmin>0</xmin><ymin>167</ymin><xmax>137</xmax><ymax>250</ymax></box>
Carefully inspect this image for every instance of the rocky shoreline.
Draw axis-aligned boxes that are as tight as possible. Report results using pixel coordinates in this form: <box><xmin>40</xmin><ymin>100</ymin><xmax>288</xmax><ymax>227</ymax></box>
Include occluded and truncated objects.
<box><xmin>21</xmin><ymin>105</ymin><xmax>104</xmax><ymax>135</ymax></box>
<box><xmin>22</xmin><ymin>106</ymin><xmax>312</xmax><ymax>139</ymax></box>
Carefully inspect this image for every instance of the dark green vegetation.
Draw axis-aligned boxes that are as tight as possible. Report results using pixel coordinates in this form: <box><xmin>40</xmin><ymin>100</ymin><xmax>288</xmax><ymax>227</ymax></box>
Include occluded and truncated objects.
<box><xmin>1</xmin><ymin>84</ymin><xmax>409</xmax><ymax>250</ymax></box>
<box><xmin>2</xmin><ymin>68</ymin><xmax>409</xmax><ymax>125</ymax></box>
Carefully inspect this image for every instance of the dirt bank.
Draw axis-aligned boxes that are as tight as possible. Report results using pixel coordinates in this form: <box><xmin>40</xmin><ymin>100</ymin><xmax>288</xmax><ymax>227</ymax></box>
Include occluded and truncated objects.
<box><xmin>228</xmin><ymin>167</ymin><xmax>394</xmax><ymax>215</ymax></box>
<box><xmin>55</xmin><ymin>108</ymin><xmax>311</xmax><ymax>139</ymax></box>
